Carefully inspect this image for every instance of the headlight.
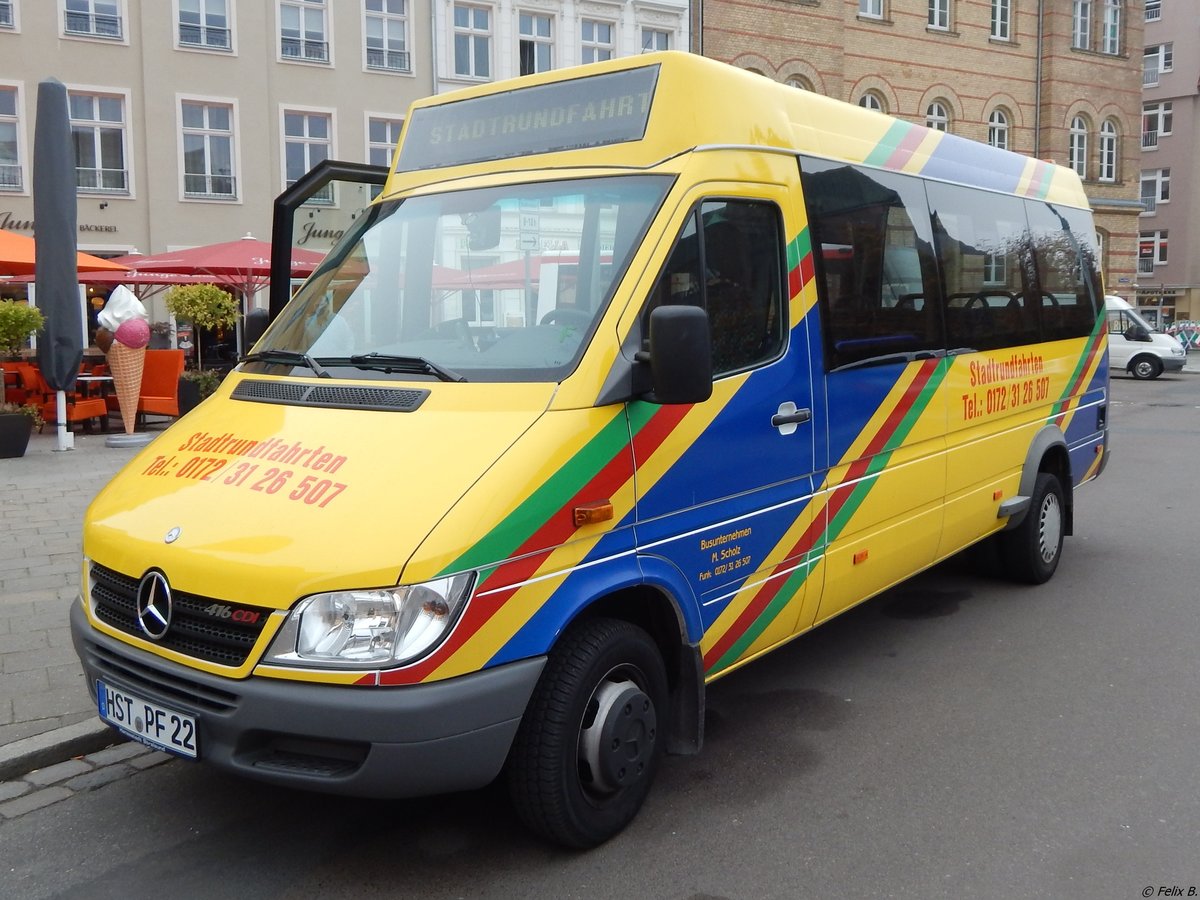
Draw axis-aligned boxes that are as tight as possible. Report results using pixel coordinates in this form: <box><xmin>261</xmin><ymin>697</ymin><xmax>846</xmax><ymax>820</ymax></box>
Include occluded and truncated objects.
<box><xmin>1172</xmin><ymin>347</ymin><xmax>1186</xmax><ymax>356</ymax></box>
<box><xmin>264</xmin><ymin>573</ymin><xmax>474</xmax><ymax>668</ymax></box>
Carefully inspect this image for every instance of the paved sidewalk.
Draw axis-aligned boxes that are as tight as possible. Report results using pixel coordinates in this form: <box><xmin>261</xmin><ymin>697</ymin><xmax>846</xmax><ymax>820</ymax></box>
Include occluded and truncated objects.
<box><xmin>0</xmin><ymin>426</ymin><xmax>149</xmax><ymax>780</ymax></box>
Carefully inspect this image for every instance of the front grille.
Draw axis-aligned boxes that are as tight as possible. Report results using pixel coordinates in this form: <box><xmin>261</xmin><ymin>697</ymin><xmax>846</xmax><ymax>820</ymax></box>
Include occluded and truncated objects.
<box><xmin>232</xmin><ymin>379</ymin><xmax>428</xmax><ymax>412</ymax></box>
<box><xmin>84</xmin><ymin>639</ymin><xmax>240</xmax><ymax>714</ymax></box>
<box><xmin>90</xmin><ymin>562</ymin><xmax>272</xmax><ymax>668</ymax></box>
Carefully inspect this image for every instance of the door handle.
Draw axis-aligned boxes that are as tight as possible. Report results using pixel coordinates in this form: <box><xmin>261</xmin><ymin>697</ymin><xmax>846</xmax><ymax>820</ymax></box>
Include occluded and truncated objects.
<box><xmin>771</xmin><ymin>402</ymin><xmax>811</xmax><ymax>434</ymax></box>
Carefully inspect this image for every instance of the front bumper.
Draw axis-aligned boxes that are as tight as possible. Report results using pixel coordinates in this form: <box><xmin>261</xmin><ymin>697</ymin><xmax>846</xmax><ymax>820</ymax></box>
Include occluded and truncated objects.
<box><xmin>1164</xmin><ymin>356</ymin><xmax>1187</xmax><ymax>372</ymax></box>
<box><xmin>70</xmin><ymin>601</ymin><xmax>544</xmax><ymax>797</ymax></box>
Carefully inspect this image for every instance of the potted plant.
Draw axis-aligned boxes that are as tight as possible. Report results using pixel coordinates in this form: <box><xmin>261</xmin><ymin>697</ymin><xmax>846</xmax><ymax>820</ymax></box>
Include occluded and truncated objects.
<box><xmin>177</xmin><ymin>367</ymin><xmax>225</xmax><ymax>415</ymax></box>
<box><xmin>164</xmin><ymin>284</ymin><xmax>239</xmax><ymax>371</ymax></box>
<box><xmin>0</xmin><ymin>299</ymin><xmax>45</xmax><ymax>359</ymax></box>
<box><xmin>0</xmin><ymin>401</ymin><xmax>44</xmax><ymax>458</ymax></box>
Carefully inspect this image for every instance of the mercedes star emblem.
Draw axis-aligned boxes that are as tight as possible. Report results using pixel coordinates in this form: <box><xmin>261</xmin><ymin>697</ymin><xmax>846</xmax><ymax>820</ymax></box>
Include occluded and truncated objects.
<box><xmin>164</xmin><ymin>527</ymin><xmax>181</xmax><ymax>544</ymax></box>
<box><xmin>135</xmin><ymin>571</ymin><xmax>173</xmax><ymax>640</ymax></box>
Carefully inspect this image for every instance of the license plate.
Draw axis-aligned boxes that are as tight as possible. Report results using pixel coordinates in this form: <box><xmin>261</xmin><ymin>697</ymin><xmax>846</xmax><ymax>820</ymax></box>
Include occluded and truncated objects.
<box><xmin>97</xmin><ymin>680</ymin><xmax>198</xmax><ymax>759</ymax></box>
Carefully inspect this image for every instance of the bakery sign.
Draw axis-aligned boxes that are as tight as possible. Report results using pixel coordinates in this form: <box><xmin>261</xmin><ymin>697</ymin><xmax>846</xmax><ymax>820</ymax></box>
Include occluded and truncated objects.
<box><xmin>0</xmin><ymin>210</ymin><xmax>117</xmax><ymax>234</ymax></box>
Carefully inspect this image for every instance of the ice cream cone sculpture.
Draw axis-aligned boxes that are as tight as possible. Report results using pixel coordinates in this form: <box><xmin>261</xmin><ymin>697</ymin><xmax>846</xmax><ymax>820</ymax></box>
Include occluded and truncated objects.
<box><xmin>98</xmin><ymin>287</ymin><xmax>151</xmax><ymax>435</ymax></box>
<box><xmin>107</xmin><ymin>341</ymin><xmax>146</xmax><ymax>434</ymax></box>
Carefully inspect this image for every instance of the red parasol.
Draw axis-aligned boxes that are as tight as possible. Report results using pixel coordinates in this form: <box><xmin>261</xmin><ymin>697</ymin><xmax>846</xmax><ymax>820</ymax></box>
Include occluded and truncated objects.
<box><xmin>116</xmin><ymin>234</ymin><xmax>326</xmax><ymax>299</ymax></box>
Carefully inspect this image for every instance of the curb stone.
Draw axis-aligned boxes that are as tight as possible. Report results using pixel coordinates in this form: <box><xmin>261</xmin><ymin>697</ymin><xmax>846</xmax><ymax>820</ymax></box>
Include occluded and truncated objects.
<box><xmin>0</xmin><ymin>719</ymin><xmax>123</xmax><ymax>782</ymax></box>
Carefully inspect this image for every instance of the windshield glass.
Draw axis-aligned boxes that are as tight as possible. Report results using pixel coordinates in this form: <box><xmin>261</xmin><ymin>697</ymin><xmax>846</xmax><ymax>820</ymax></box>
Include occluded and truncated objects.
<box><xmin>250</xmin><ymin>175</ymin><xmax>672</xmax><ymax>382</ymax></box>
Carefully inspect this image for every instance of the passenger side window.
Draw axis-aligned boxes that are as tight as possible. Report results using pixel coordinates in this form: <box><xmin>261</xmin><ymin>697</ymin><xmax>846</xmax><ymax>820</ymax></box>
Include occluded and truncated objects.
<box><xmin>926</xmin><ymin>182</ymin><xmax>1038</xmax><ymax>352</ymax></box>
<box><xmin>1026</xmin><ymin>202</ymin><xmax>1102</xmax><ymax>341</ymax></box>
<box><xmin>647</xmin><ymin>199</ymin><xmax>786</xmax><ymax>376</ymax></box>
<box><xmin>800</xmin><ymin>158</ymin><xmax>943</xmax><ymax>369</ymax></box>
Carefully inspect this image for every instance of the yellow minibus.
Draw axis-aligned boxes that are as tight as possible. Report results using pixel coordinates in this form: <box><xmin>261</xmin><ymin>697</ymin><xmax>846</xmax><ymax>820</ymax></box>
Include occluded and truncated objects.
<box><xmin>72</xmin><ymin>52</ymin><xmax>1108</xmax><ymax>847</ymax></box>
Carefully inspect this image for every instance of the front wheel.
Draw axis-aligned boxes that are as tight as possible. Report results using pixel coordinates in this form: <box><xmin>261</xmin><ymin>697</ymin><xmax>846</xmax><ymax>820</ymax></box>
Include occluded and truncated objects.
<box><xmin>507</xmin><ymin>618</ymin><xmax>668</xmax><ymax>848</ymax></box>
<box><xmin>1130</xmin><ymin>356</ymin><xmax>1163</xmax><ymax>380</ymax></box>
<box><xmin>999</xmin><ymin>472</ymin><xmax>1065</xmax><ymax>584</ymax></box>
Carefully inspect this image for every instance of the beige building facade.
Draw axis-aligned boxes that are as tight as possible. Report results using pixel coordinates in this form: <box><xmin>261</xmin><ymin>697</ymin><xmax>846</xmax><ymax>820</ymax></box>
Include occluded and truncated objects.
<box><xmin>0</xmin><ymin>1</ymin><xmax>433</xmax><ymax>283</ymax></box>
<box><xmin>695</xmin><ymin>0</ymin><xmax>1145</xmax><ymax>299</ymax></box>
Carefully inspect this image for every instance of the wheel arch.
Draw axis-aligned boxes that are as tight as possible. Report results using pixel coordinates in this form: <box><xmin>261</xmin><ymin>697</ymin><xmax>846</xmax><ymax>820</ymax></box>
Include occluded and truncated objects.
<box><xmin>563</xmin><ymin>565</ymin><xmax>704</xmax><ymax>756</ymax></box>
<box><xmin>1006</xmin><ymin>425</ymin><xmax>1074</xmax><ymax>536</ymax></box>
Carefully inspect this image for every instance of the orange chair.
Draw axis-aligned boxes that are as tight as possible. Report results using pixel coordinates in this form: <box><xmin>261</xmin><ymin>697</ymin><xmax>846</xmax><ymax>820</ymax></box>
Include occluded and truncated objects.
<box><xmin>25</xmin><ymin>365</ymin><xmax>109</xmax><ymax>433</ymax></box>
<box><xmin>2</xmin><ymin>362</ymin><xmax>39</xmax><ymax>405</ymax></box>
<box><xmin>104</xmin><ymin>349</ymin><xmax>185</xmax><ymax>429</ymax></box>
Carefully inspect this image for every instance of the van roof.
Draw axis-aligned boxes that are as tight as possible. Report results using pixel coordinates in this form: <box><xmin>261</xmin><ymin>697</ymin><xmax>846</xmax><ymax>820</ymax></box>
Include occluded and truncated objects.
<box><xmin>389</xmin><ymin>52</ymin><xmax>1092</xmax><ymax>211</ymax></box>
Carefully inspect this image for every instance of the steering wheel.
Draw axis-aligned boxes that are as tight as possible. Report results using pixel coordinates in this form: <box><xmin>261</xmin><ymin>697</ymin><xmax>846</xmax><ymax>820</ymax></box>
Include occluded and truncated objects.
<box><xmin>540</xmin><ymin>307</ymin><xmax>593</xmax><ymax>328</ymax></box>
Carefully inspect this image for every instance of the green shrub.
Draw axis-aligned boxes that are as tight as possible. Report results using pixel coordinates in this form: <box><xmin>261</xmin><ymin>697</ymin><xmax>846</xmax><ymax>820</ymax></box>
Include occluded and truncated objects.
<box><xmin>0</xmin><ymin>299</ymin><xmax>45</xmax><ymax>357</ymax></box>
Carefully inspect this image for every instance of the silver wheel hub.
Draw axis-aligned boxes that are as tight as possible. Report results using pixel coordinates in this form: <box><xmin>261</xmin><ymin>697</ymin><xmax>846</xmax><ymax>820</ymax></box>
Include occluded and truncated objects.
<box><xmin>1038</xmin><ymin>491</ymin><xmax>1062</xmax><ymax>564</ymax></box>
<box><xmin>579</xmin><ymin>677</ymin><xmax>656</xmax><ymax>795</ymax></box>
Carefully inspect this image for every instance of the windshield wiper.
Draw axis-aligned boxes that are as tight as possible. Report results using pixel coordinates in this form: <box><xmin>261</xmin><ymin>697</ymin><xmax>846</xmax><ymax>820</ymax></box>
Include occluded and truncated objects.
<box><xmin>240</xmin><ymin>350</ymin><xmax>332</xmax><ymax>378</ymax></box>
<box><xmin>347</xmin><ymin>353</ymin><xmax>466</xmax><ymax>383</ymax></box>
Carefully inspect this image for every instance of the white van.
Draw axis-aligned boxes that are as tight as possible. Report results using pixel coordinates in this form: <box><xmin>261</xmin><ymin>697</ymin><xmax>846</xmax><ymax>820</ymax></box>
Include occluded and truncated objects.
<box><xmin>1105</xmin><ymin>295</ymin><xmax>1186</xmax><ymax>379</ymax></box>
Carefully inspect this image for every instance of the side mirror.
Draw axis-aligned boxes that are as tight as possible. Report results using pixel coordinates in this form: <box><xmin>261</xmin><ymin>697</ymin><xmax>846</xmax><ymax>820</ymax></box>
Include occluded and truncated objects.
<box><xmin>644</xmin><ymin>305</ymin><xmax>712</xmax><ymax>405</ymax></box>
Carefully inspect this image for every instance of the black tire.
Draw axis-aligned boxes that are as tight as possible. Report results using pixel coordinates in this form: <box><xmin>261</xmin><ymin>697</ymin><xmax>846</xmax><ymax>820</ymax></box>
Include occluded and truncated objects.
<box><xmin>999</xmin><ymin>472</ymin><xmax>1065</xmax><ymax>584</ymax></box>
<box><xmin>507</xmin><ymin>617</ymin><xmax>668</xmax><ymax>849</ymax></box>
<box><xmin>1130</xmin><ymin>355</ymin><xmax>1163</xmax><ymax>380</ymax></box>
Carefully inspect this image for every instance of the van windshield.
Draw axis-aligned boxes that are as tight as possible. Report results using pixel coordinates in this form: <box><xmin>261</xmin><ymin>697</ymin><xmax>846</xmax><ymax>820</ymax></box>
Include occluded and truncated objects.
<box><xmin>250</xmin><ymin>175</ymin><xmax>672</xmax><ymax>382</ymax></box>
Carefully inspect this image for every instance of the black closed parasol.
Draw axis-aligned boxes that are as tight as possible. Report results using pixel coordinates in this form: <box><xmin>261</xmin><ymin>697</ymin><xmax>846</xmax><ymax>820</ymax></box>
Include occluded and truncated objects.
<box><xmin>33</xmin><ymin>78</ymin><xmax>83</xmax><ymax>451</ymax></box>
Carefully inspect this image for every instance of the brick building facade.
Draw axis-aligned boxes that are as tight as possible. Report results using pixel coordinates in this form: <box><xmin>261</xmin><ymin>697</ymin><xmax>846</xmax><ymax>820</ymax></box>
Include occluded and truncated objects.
<box><xmin>694</xmin><ymin>0</ymin><xmax>1145</xmax><ymax>296</ymax></box>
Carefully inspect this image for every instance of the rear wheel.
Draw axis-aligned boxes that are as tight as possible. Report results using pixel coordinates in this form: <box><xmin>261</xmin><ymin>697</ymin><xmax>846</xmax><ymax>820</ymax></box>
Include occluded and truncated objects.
<box><xmin>999</xmin><ymin>472</ymin><xmax>1064</xmax><ymax>584</ymax></box>
<box><xmin>507</xmin><ymin>617</ymin><xmax>668</xmax><ymax>849</ymax></box>
<box><xmin>1131</xmin><ymin>355</ymin><xmax>1163</xmax><ymax>380</ymax></box>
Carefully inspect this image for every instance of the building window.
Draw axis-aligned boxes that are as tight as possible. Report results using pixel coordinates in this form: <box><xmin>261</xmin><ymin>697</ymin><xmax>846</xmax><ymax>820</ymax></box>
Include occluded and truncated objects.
<box><xmin>1138</xmin><ymin>230</ymin><xmax>1167</xmax><ymax>275</ymax></box>
<box><xmin>280</xmin><ymin>0</ymin><xmax>328</xmax><ymax>63</ymax></box>
<box><xmin>987</xmin><ymin>109</ymin><xmax>1009</xmax><ymax>150</ymax></box>
<box><xmin>453</xmin><ymin>3</ymin><xmax>490</xmax><ymax>78</ymax></box>
<box><xmin>1140</xmin><ymin>168</ymin><xmax>1169</xmax><ymax>214</ymax></box>
<box><xmin>1072</xmin><ymin>0</ymin><xmax>1090</xmax><ymax>49</ymax></box>
<box><xmin>367</xmin><ymin>116</ymin><xmax>402</xmax><ymax>169</ymax></box>
<box><xmin>925</xmin><ymin>101</ymin><xmax>949</xmax><ymax>132</ymax></box>
<box><xmin>518</xmin><ymin>11</ymin><xmax>552</xmax><ymax>75</ymax></box>
<box><xmin>365</xmin><ymin>0</ymin><xmax>409</xmax><ymax>72</ymax></box>
<box><xmin>786</xmin><ymin>76</ymin><xmax>812</xmax><ymax>91</ymax></box>
<box><xmin>1068</xmin><ymin>116</ymin><xmax>1088</xmax><ymax>177</ymax></box>
<box><xmin>640</xmin><ymin>28</ymin><xmax>669</xmax><ymax>52</ymax></box>
<box><xmin>991</xmin><ymin>0</ymin><xmax>1010</xmax><ymax>39</ymax></box>
<box><xmin>181</xmin><ymin>100</ymin><xmax>235</xmax><ymax>199</ymax></box>
<box><xmin>858</xmin><ymin>92</ymin><xmax>885</xmax><ymax>112</ymax></box>
<box><xmin>1142</xmin><ymin>101</ymin><xmax>1172</xmax><ymax>149</ymax></box>
<box><xmin>0</xmin><ymin>1</ymin><xmax>15</xmax><ymax>28</ymax></box>
<box><xmin>0</xmin><ymin>86</ymin><xmax>21</xmax><ymax>191</ymax></box>
<box><xmin>1143</xmin><ymin>43</ymin><xmax>1172</xmax><ymax>86</ymax></box>
<box><xmin>1101</xmin><ymin>0</ymin><xmax>1121</xmax><ymax>55</ymax></box>
<box><xmin>1097</xmin><ymin>120</ymin><xmax>1117</xmax><ymax>183</ymax></box>
<box><xmin>284</xmin><ymin>109</ymin><xmax>332</xmax><ymax>201</ymax></box>
<box><xmin>65</xmin><ymin>0</ymin><xmax>122</xmax><ymax>39</ymax></box>
<box><xmin>179</xmin><ymin>0</ymin><xmax>230</xmax><ymax>50</ymax></box>
<box><xmin>69</xmin><ymin>91</ymin><xmax>127</xmax><ymax>192</ymax></box>
<box><xmin>859</xmin><ymin>0</ymin><xmax>883</xmax><ymax>18</ymax></box>
<box><xmin>367</xmin><ymin>115</ymin><xmax>401</xmax><ymax>198</ymax></box>
<box><xmin>581</xmin><ymin>18</ymin><xmax>613</xmax><ymax>63</ymax></box>
<box><xmin>1145</xmin><ymin>0</ymin><xmax>1160</xmax><ymax>21</ymax></box>
<box><xmin>928</xmin><ymin>0</ymin><xmax>949</xmax><ymax>30</ymax></box>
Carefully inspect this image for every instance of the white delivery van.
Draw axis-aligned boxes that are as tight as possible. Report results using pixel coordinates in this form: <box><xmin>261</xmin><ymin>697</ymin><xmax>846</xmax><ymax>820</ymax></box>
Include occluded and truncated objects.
<box><xmin>1105</xmin><ymin>295</ymin><xmax>1186</xmax><ymax>379</ymax></box>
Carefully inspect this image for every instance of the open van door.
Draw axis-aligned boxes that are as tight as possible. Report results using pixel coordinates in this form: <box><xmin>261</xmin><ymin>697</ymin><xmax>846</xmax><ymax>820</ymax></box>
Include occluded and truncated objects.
<box><xmin>268</xmin><ymin>160</ymin><xmax>388</xmax><ymax>323</ymax></box>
